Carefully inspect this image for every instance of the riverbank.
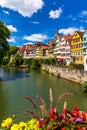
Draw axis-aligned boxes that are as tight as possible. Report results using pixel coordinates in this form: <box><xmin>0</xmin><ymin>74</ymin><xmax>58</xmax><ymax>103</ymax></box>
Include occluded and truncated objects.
<box><xmin>41</xmin><ymin>64</ymin><xmax>87</xmax><ymax>84</ymax></box>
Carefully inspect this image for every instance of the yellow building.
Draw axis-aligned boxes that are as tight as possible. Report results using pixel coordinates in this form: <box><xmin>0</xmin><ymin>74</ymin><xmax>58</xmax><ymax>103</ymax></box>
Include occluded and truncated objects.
<box><xmin>71</xmin><ymin>31</ymin><xmax>84</xmax><ymax>64</ymax></box>
<box><xmin>39</xmin><ymin>45</ymin><xmax>48</xmax><ymax>58</ymax></box>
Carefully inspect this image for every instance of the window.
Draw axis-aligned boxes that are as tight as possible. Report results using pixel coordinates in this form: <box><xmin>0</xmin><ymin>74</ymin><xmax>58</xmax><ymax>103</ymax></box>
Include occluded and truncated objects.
<box><xmin>84</xmin><ymin>37</ymin><xmax>87</xmax><ymax>41</ymax></box>
<box><xmin>86</xmin><ymin>59</ymin><xmax>87</xmax><ymax>64</ymax></box>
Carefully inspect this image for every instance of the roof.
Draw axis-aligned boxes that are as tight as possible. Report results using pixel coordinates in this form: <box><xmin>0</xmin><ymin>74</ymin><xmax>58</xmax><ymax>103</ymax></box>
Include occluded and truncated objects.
<box><xmin>48</xmin><ymin>40</ymin><xmax>56</xmax><ymax>45</ymax></box>
<box><xmin>62</xmin><ymin>34</ymin><xmax>73</xmax><ymax>40</ymax></box>
<box><xmin>19</xmin><ymin>46</ymin><xmax>26</xmax><ymax>52</ymax></box>
<box><xmin>61</xmin><ymin>34</ymin><xmax>73</xmax><ymax>45</ymax></box>
<box><xmin>41</xmin><ymin>45</ymin><xmax>48</xmax><ymax>49</ymax></box>
<box><xmin>76</xmin><ymin>31</ymin><xmax>84</xmax><ymax>36</ymax></box>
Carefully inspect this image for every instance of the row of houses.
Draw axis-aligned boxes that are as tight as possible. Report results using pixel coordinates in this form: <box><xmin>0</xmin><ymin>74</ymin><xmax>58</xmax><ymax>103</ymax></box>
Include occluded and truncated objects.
<box><xmin>18</xmin><ymin>28</ymin><xmax>87</xmax><ymax>67</ymax></box>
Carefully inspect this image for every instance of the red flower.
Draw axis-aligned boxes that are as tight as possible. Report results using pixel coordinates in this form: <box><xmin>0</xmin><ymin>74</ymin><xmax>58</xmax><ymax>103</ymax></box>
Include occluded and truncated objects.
<box><xmin>74</xmin><ymin>106</ymin><xmax>79</xmax><ymax>111</ymax></box>
<box><xmin>77</xmin><ymin>127</ymin><xmax>81</xmax><ymax>130</ymax></box>
<box><xmin>61</xmin><ymin>128</ymin><xmax>65</xmax><ymax>130</ymax></box>
<box><xmin>37</xmin><ymin>121</ymin><xmax>42</xmax><ymax>128</ymax></box>
<box><xmin>73</xmin><ymin>106</ymin><xmax>80</xmax><ymax>117</ymax></box>
<box><xmin>63</xmin><ymin>108</ymin><xmax>67</xmax><ymax>114</ymax></box>
<box><xmin>49</xmin><ymin>108</ymin><xmax>58</xmax><ymax>118</ymax></box>
<box><xmin>81</xmin><ymin>112</ymin><xmax>86</xmax><ymax>121</ymax></box>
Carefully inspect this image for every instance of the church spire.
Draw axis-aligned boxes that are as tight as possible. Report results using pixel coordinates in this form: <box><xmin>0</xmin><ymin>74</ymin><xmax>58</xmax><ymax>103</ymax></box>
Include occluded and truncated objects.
<box><xmin>55</xmin><ymin>27</ymin><xmax>59</xmax><ymax>39</ymax></box>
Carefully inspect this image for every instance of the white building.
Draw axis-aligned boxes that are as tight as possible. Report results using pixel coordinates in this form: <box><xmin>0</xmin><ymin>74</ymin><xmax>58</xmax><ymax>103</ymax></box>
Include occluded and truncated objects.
<box><xmin>82</xmin><ymin>29</ymin><xmax>87</xmax><ymax>71</ymax></box>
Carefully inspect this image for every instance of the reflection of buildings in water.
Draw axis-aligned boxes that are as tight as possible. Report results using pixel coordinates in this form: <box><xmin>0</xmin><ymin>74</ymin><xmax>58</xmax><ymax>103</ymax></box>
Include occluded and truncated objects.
<box><xmin>0</xmin><ymin>70</ymin><xmax>3</xmax><ymax>81</ymax></box>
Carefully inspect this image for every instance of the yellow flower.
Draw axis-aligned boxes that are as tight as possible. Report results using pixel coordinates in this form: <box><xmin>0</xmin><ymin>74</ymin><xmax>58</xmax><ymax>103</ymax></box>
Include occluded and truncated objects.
<box><xmin>1</xmin><ymin>118</ymin><xmax>12</xmax><ymax>128</ymax></box>
<box><xmin>11</xmin><ymin>124</ymin><xmax>19</xmax><ymax>130</ymax></box>
<box><xmin>1</xmin><ymin>122</ymin><xmax>6</xmax><ymax>127</ymax></box>
<box><xmin>19</xmin><ymin>121</ymin><xmax>26</xmax><ymax>128</ymax></box>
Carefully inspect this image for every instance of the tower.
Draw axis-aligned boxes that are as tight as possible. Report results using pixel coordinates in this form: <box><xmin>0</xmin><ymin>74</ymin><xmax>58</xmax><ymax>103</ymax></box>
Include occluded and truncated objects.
<box><xmin>55</xmin><ymin>27</ymin><xmax>60</xmax><ymax>40</ymax></box>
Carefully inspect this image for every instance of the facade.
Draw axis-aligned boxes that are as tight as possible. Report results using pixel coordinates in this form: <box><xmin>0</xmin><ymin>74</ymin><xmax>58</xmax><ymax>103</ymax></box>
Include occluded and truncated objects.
<box><xmin>63</xmin><ymin>35</ymin><xmax>72</xmax><ymax>65</ymax></box>
<box><xmin>39</xmin><ymin>45</ymin><xmax>48</xmax><ymax>58</ymax></box>
<box><xmin>33</xmin><ymin>42</ymin><xmax>43</xmax><ymax>57</ymax></box>
<box><xmin>71</xmin><ymin>31</ymin><xmax>84</xmax><ymax>64</ymax></box>
<box><xmin>36</xmin><ymin>47</ymin><xmax>40</xmax><ymax>58</ymax></box>
<box><xmin>18</xmin><ymin>44</ymin><xmax>34</xmax><ymax>58</ymax></box>
<box><xmin>53</xmin><ymin>29</ymin><xmax>61</xmax><ymax>59</ymax></box>
<box><xmin>35</xmin><ymin>44</ymin><xmax>48</xmax><ymax>58</ymax></box>
<box><xmin>82</xmin><ymin>29</ymin><xmax>87</xmax><ymax>71</ymax></box>
<box><xmin>60</xmin><ymin>36</ymin><xmax>66</xmax><ymax>61</ymax></box>
<box><xmin>48</xmin><ymin>40</ymin><xmax>56</xmax><ymax>58</ymax></box>
<box><xmin>82</xmin><ymin>29</ymin><xmax>87</xmax><ymax>55</ymax></box>
<box><xmin>54</xmin><ymin>34</ymin><xmax>72</xmax><ymax>65</ymax></box>
<box><xmin>48</xmin><ymin>28</ymin><xmax>60</xmax><ymax>58</ymax></box>
<box><xmin>53</xmin><ymin>38</ymin><xmax>61</xmax><ymax>59</ymax></box>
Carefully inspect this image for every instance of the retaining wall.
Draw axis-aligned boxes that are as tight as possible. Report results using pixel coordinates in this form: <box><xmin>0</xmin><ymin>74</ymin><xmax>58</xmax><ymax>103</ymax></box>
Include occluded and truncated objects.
<box><xmin>41</xmin><ymin>65</ymin><xmax>87</xmax><ymax>84</ymax></box>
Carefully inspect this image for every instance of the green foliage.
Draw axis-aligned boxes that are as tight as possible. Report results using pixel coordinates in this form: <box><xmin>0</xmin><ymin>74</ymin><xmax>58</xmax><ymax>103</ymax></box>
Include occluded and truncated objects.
<box><xmin>82</xmin><ymin>81</ymin><xmax>87</xmax><ymax>92</ymax></box>
<box><xmin>37</xmin><ymin>58</ymin><xmax>55</xmax><ymax>65</ymax></box>
<box><xmin>0</xmin><ymin>21</ymin><xmax>10</xmax><ymax>64</ymax></box>
<box><xmin>69</xmin><ymin>62</ymin><xmax>84</xmax><ymax>70</ymax></box>
<box><xmin>24</xmin><ymin>58</ymin><xmax>41</xmax><ymax>70</ymax></box>
<box><xmin>23</xmin><ymin>58</ymin><xmax>34</xmax><ymax>68</ymax></box>
<box><xmin>12</xmin><ymin>53</ymin><xmax>23</xmax><ymax>66</ymax></box>
<box><xmin>9</xmin><ymin>46</ymin><xmax>19</xmax><ymax>56</ymax></box>
<box><xmin>23</xmin><ymin>58</ymin><xmax>55</xmax><ymax>70</ymax></box>
<box><xmin>2</xmin><ymin>56</ymin><xmax>10</xmax><ymax>65</ymax></box>
<box><xmin>69</xmin><ymin>62</ymin><xmax>77</xmax><ymax>68</ymax></box>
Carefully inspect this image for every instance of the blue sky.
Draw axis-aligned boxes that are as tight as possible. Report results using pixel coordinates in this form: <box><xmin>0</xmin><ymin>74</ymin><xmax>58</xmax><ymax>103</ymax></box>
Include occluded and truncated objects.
<box><xmin>0</xmin><ymin>0</ymin><xmax>87</xmax><ymax>46</ymax></box>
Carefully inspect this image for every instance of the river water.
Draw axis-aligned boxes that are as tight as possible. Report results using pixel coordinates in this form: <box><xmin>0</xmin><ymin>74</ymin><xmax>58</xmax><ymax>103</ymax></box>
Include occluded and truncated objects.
<box><xmin>0</xmin><ymin>67</ymin><xmax>87</xmax><ymax>123</ymax></box>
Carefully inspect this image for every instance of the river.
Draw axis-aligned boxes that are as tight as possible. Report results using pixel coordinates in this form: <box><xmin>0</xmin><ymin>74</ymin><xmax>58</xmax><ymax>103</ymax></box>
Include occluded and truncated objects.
<box><xmin>0</xmin><ymin>67</ymin><xmax>87</xmax><ymax>123</ymax></box>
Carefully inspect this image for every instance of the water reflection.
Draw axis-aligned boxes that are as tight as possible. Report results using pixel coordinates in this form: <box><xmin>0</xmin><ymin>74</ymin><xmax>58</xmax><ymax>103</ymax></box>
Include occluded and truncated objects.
<box><xmin>0</xmin><ymin>67</ymin><xmax>29</xmax><ymax>81</ymax></box>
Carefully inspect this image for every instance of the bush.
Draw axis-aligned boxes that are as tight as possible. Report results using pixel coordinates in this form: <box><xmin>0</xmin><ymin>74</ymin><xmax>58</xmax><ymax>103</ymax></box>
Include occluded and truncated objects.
<box><xmin>69</xmin><ymin>62</ymin><xmax>84</xmax><ymax>70</ymax></box>
<box><xmin>2</xmin><ymin>56</ymin><xmax>9</xmax><ymax>65</ymax></box>
<box><xmin>12</xmin><ymin>53</ymin><xmax>23</xmax><ymax>66</ymax></box>
<box><xmin>23</xmin><ymin>58</ymin><xmax>55</xmax><ymax>70</ymax></box>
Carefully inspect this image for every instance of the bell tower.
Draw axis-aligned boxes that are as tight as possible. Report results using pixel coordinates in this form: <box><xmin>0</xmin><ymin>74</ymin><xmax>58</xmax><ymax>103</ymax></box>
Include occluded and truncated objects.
<box><xmin>55</xmin><ymin>27</ymin><xmax>60</xmax><ymax>40</ymax></box>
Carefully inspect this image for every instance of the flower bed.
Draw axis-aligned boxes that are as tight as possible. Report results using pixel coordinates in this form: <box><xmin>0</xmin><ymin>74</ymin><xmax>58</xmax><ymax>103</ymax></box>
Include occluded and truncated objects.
<box><xmin>0</xmin><ymin>88</ymin><xmax>87</xmax><ymax>130</ymax></box>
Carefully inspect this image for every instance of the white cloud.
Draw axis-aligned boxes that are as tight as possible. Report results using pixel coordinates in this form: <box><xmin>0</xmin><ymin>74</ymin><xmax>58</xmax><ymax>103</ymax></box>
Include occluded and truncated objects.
<box><xmin>24</xmin><ymin>42</ymin><xmax>34</xmax><ymax>45</ymax></box>
<box><xmin>59</xmin><ymin>27</ymin><xmax>84</xmax><ymax>35</ymax></box>
<box><xmin>7</xmin><ymin>37</ymin><xmax>16</xmax><ymax>43</ymax></box>
<box><xmin>0</xmin><ymin>0</ymin><xmax>44</xmax><ymax>17</ymax></box>
<box><xmin>7</xmin><ymin>25</ymin><xmax>17</xmax><ymax>32</ymax></box>
<box><xmin>24</xmin><ymin>34</ymin><xmax>48</xmax><ymax>42</ymax></box>
<box><xmin>80</xmin><ymin>10</ymin><xmax>87</xmax><ymax>17</ymax></box>
<box><xmin>3</xmin><ymin>10</ymin><xmax>9</xmax><ymax>15</ymax></box>
<box><xmin>49</xmin><ymin>7</ymin><xmax>63</xmax><ymax>19</ymax></box>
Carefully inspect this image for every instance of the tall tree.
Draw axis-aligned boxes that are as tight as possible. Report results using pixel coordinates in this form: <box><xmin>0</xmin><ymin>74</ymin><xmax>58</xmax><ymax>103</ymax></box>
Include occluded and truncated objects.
<box><xmin>0</xmin><ymin>21</ymin><xmax>10</xmax><ymax>64</ymax></box>
<box><xmin>9</xmin><ymin>46</ymin><xmax>19</xmax><ymax>56</ymax></box>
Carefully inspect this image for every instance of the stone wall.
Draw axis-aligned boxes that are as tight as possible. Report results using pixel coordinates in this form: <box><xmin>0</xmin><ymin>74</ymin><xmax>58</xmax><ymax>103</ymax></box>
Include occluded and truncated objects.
<box><xmin>41</xmin><ymin>65</ymin><xmax>87</xmax><ymax>84</ymax></box>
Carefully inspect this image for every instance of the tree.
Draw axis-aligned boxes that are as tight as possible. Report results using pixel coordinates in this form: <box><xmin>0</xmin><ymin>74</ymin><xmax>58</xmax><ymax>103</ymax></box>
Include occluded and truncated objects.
<box><xmin>12</xmin><ymin>53</ymin><xmax>23</xmax><ymax>66</ymax></box>
<box><xmin>9</xmin><ymin>46</ymin><xmax>19</xmax><ymax>56</ymax></box>
<box><xmin>0</xmin><ymin>21</ymin><xmax>10</xmax><ymax>64</ymax></box>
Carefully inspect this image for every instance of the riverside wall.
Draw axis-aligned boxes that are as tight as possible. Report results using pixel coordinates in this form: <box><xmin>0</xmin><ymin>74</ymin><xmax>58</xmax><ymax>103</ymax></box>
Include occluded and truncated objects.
<box><xmin>41</xmin><ymin>65</ymin><xmax>87</xmax><ymax>84</ymax></box>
